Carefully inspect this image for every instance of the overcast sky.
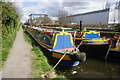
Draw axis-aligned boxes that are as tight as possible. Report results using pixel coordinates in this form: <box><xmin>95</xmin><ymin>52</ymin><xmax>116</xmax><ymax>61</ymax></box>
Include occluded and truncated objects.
<box><xmin>3</xmin><ymin>0</ymin><xmax>119</xmax><ymax>22</ymax></box>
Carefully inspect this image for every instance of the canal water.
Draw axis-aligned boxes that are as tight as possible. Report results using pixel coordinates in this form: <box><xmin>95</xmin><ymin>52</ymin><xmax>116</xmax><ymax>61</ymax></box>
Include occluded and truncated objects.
<box><xmin>53</xmin><ymin>45</ymin><xmax>120</xmax><ymax>79</ymax></box>
<box><xmin>28</xmin><ymin>31</ymin><xmax>120</xmax><ymax>79</ymax></box>
<box><xmin>38</xmin><ymin>40</ymin><xmax>120</xmax><ymax>79</ymax></box>
<box><xmin>55</xmin><ymin>58</ymin><xmax>120</xmax><ymax>78</ymax></box>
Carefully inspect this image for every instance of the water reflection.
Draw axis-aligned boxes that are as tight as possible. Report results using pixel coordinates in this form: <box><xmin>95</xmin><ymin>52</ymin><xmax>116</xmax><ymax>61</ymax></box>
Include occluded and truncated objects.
<box><xmin>55</xmin><ymin>58</ymin><xmax>120</xmax><ymax>78</ymax></box>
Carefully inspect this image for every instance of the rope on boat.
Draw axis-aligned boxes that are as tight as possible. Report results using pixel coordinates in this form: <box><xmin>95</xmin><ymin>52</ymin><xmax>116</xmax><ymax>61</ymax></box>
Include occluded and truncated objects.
<box><xmin>74</xmin><ymin>31</ymin><xmax>77</xmax><ymax>42</ymax></box>
<box><xmin>76</xmin><ymin>41</ymin><xmax>83</xmax><ymax>49</ymax></box>
<box><xmin>44</xmin><ymin>51</ymin><xmax>68</xmax><ymax>78</ymax></box>
<box><xmin>52</xmin><ymin>41</ymin><xmax>84</xmax><ymax>70</ymax></box>
<box><xmin>52</xmin><ymin>51</ymin><xmax>68</xmax><ymax>70</ymax></box>
<box><xmin>105</xmin><ymin>44</ymin><xmax>112</xmax><ymax>59</ymax></box>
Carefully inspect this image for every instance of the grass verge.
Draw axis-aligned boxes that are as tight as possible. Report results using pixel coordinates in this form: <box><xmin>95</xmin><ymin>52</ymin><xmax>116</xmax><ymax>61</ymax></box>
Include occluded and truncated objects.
<box><xmin>23</xmin><ymin>30</ymin><xmax>65</xmax><ymax>79</ymax></box>
<box><xmin>1</xmin><ymin>26</ymin><xmax>20</xmax><ymax>67</ymax></box>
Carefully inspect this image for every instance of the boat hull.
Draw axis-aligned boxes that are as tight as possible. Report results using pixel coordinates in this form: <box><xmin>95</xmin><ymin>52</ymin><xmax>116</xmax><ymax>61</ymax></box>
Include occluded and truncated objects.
<box><xmin>51</xmin><ymin>57</ymin><xmax>79</xmax><ymax>66</ymax></box>
<box><xmin>52</xmin><ymin>51</ymin><xmax>86</xmax><ymax>62</ymax></box>
<box><xmin>79</xmin><ymin>44</ymin><xmax>110</xmax><ymax>60</ymax></box>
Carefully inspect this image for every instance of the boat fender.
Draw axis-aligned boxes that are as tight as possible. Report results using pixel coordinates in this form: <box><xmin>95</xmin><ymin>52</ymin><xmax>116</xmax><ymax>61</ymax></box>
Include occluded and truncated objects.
<box><xmin>102</xmin><ymin>36</ymin><xmax>106</xmax><ymax>39</ymax></box>
<box><xmin>71</xmin><ymin>71</ymin><xmax>77</xmax><ymax>74</ymax></box>
<box><xmin>75</xmin><ymin>52</ymin><xmax>86</xmax><ymax>62</ymax></box>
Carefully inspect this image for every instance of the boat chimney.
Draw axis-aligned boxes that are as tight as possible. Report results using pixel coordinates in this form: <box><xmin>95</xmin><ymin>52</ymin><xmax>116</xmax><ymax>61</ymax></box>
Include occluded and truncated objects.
<box><xmin>80</xmin><ymin>21</ymin><xmax>82</xmax><ymax>31</ymax></box>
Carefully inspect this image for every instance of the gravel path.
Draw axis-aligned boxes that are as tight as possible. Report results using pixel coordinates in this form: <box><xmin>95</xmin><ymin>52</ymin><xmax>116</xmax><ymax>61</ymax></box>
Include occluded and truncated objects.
<box><xmin>2</xmin><ymin>28</ymin><xmax>33</xmax><ymax>78</ymax></box>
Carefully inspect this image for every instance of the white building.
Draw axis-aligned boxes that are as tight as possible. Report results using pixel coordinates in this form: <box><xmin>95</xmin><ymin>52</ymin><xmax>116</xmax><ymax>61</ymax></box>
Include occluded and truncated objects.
<box><xmin>108</xmin><ymin>5</ymin><xmax>119</xmax><ymax>24</ymax></box>
<box><xmin>118</xmin><ymin>2</ymin><xmax>120</xmax><ymax>23</ymax></box>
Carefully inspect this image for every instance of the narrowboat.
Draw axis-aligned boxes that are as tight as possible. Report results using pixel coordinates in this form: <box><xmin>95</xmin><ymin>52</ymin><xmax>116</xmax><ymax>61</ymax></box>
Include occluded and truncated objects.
<box><xmin>73</xmin><ymin>30</ymin><xmax>111</xmax><ymax>59</ymax></box>
<box><xmin>26</xmin><ymin>26</ymin><xmax>86</xmax><ymax>66</ymax></box>
<box><xmin>52</xmin><ymin>28</ymin><xmax>111</xmax><ymax>45</ymax></box>
<box><xmin>105</xmin><ymin>32</ymin><xmax>120</xmax><ymax>63</ymax></box>
<box><xmin>110</xmin><ymin>32</ymin><xmax>120</xmax><ymax>52</ymax></box>
<box><xmin>80</xmin><ymin>31</ymin><xmax>111</xmax><ymax>45</ymax></box>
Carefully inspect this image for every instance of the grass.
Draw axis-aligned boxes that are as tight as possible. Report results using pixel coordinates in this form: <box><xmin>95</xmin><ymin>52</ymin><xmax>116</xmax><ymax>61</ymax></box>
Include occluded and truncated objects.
<box><xmin>23</xmin><ymin>30</ymin><xmax>65</xmax><ymax>79</ymax></box>
<box><xmin>1</xmin><ymin>23</ymin><xmax>21</xmax><ymax>68</ymax></box>
<box><xmin>32</xmin><ymin>47</ymin><xmax>53</xmax><ymax>77</ymax></box>
<box><xmin>23</xmin><ymin>31</ymin><xmax>33</xmax><ymax>44</ymax></box>
<box><xmin>1</xmin><ymin>31</ymin><xmax>16</xmax><ymax>63</ymax></box>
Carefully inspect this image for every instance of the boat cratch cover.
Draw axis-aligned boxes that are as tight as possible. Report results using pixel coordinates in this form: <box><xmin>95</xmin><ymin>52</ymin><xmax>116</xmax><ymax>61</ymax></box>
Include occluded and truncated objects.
<box><xmin>52</xmin><ymin>32</ymin><xmax>74</xmax><ymax>51</ymax></box>
<box><xmin>83</xmin><ymin>31</ymin><xmax>100</xmax><ymax>39</ymax></box>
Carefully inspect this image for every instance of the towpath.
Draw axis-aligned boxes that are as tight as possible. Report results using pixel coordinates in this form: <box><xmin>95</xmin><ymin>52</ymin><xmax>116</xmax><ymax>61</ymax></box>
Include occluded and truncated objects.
<box><xmin>2</xmin><ymin>28</ymin><xmax>33</xmax><ymax>78</ymax></box>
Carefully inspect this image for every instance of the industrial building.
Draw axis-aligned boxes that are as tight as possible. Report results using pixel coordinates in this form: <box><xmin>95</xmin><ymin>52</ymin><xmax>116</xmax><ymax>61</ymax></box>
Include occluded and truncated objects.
<box><xmin>59</xmin><ymin>2</ymin><xmax>120</xmax><ymax>25</ymax></box>
<box><xmin>25</xmin><ymin>14</ymin><xmax>53</xmax><ymax>26</ymax></box>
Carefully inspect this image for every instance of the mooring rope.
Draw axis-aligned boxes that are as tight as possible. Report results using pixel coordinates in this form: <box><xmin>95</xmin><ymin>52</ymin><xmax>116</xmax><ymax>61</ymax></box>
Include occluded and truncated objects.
<box><xmin>52</xmin><ymin>51</ymin><xmax>68</xmax><ymax>70</ymax></box>
<box><xmin>52</xmin><ymin>41</ymin><xmax>84</xmax><ymax>70</ymax></box>
<box><xmin>105</xmin><ymin>44</ymin><xmax>112</xmax><ymax>59</ymax></box>
<box><xmin>76</xmin><ymin>41</ymin><xmax>83</xmax><ymax>49</ymax></box>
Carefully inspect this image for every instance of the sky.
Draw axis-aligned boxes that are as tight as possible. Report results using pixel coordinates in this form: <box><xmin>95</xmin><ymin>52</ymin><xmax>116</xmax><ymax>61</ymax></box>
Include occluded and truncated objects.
<box><xmin>3</xmin><ymin>0</ymin><xmax>120</xmax><ymax>23</ymax></box>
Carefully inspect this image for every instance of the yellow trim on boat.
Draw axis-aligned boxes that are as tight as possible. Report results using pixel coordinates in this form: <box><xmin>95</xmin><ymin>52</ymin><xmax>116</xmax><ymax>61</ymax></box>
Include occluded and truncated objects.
<box><xmin>115</xmin><ymin>36</ymin><xmax>120</xmax><ymax>49</ymax></box>
<box><xmin>52</xmin><ymin>52</ymin><xmax>71</xmax><ymax>60</ymax></box>
<box><xmin>83</xmin><ymin>43</ymin><xmax>108</xmax><ymax>45</ymax></box>
<box><xmin>83</xmin><ymin>39</ymin><xmax>108</xmax><ymax>41</ymax></box>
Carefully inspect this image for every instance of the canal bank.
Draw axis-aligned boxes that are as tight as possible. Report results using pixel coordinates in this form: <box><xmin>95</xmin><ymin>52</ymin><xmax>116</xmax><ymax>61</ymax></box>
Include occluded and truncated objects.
<box><xmin>23</xmin><ymin>30</ymin><xmax>65</xmax><ymax>78</ymax></box>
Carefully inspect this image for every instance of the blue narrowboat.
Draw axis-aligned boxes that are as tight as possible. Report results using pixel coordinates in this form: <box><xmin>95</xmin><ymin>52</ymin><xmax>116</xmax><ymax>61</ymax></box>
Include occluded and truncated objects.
<box><xmin>26</xmin><ymin>26</ymin><xmax>86</xmax><ymax>66</ymax></box>
<box><xmin>53</xmin><ymin>28</ymin><xmax>111</xmax><ymax>45</ymax></box>
<box><xmin>71</xmin><ymin>30</ymin><xmax>112</xmax><ymax>59</ymax></box>
<box><xmin>71</xmin><ymin>30</ymin><xmax>111</xmax><ymax>45</ymax></box>
<box><xmin>81</xmin><ymin>31</ymin><xmax>111</xmax><ymax>45</ymax></box>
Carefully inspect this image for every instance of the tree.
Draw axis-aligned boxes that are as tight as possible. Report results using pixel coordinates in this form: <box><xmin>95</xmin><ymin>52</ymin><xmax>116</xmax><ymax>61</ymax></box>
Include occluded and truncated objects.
<box><xmin>58</xmin><ymin>7</ymin><xmax>69</xmax><ymax>24</ymax></box>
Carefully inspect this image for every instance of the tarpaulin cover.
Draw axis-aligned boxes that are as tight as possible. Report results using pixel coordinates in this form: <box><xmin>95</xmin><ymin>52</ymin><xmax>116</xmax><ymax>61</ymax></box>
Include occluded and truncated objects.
<box><xmin>84</xmin><ymin>33</ymin><xmax>100</xmax><ymax>39</ymax></box>
<box><xmin>52</xmin><ymin>35</ymin><xmax>74</xmax><ymax>51</ymax></box>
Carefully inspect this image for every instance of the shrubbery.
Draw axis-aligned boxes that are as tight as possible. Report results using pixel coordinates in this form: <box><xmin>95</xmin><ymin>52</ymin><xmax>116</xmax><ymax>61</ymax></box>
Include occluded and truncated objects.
<box><xmin>1</xmin><ymin>2</ymin><xmax>20</xmax><ymax>64</ymax></box>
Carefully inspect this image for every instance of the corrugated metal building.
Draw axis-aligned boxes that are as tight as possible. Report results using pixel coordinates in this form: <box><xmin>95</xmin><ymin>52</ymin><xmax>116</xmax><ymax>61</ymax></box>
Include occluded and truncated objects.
<box><xmin>73</xmin><ymin>9</ymin><xmax>109</xmax><ymax>25</ymax></box>
<box><xmin>59</xmin><ymin>8</ymin><xmax>119</xmax><ymax>25</ymax></box>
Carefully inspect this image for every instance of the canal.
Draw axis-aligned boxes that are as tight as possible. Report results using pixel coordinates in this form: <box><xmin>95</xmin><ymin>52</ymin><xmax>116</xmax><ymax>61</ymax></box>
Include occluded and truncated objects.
<box><xmin>55</xmin><ymin>58</ymin><xmax>120</xmax><ymax>78</ymax></box>
<box><xmin>38</xmin><ymin>41</ymin><xmax>120</xmax><ymax>79</ymax></box>
<box><xmin>29</xmin><ymin>31</ymin><xmax>120</xmax><ymax>79</ymax></box>
<box><xmin>40</xmin><ymin>44</ymin><xmax>120</xmax><ymax>79</ymax></box>
<box><xmin>53</xmin><ymin>44</ymin><xmax>120</xmax><ymax>79</ymax></box>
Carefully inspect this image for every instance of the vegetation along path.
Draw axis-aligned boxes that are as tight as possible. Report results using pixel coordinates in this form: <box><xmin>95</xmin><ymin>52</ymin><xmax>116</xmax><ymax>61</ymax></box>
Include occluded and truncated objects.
<box><xmin>2</xmin><ymin>28</ymin><xmax>33</xmax><ymax>78</ymax></box>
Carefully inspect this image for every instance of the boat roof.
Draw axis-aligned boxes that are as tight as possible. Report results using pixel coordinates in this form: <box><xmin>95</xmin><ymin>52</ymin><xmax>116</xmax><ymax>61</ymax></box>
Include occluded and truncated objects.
<box><xmin>31</xmin><ymin>26</ymin><xmax>76</xmax><ymax>33</ymax></box>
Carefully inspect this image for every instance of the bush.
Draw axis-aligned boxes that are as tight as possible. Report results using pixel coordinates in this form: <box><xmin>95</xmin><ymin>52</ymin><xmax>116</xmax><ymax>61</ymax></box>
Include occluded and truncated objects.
<box><xmin>115</xmin><ymin>24</ymin><xmax>120</xmax><ymax>32</ymax></box>
<box><xmin>1</xmin><ymin>2</ymin><xmax>20</xmax><ymax>63</ymax></box>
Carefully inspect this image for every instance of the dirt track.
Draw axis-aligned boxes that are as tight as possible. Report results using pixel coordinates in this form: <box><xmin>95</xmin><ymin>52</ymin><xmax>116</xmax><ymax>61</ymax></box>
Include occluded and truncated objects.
<box><xmin>2</xmin><ymin>28</ymin><xmax>33</xmax><ymax>78</ymax></box>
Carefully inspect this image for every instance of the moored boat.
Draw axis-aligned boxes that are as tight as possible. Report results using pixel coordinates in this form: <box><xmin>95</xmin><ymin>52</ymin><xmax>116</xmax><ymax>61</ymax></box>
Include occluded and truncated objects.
<box><xmin>73</xmin><ymin>30</ymin><xmax>111</xmax><ymax>59</ymax></box>
<box><xmin>26</xmin><ymin>26</ymin><xmax>86</xmax><ymax>66</ymax></box>
<box><xmin>80</xmin><ymin>31</ymin><xmax>111</xmax><ymax>45</ymax></box>
<box><xmin>105</xmin><ymin>32</ymin><xmax>120</xmax><ymax>63</ymax></box>
<box><xmin>110</xmin><ymin>32</ymin><xmax>120</xmax><ymax>52</ymax></box>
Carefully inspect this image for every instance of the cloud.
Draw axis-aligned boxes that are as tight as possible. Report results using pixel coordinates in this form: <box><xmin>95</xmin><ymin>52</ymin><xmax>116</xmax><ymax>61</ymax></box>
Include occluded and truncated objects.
<box><xmin>62</xmin><ymin>2</ymin><xmax>89</xmax><ymax>7</ymax></box>
<box><xmin>4</xmin><ymin>0</ymin><xmax>119</xmax><ymax>22</ymax></box>
<box><xmin>20</xmin><ymin>1</ymin><xmax>61</xmax><ymax>22</ymax></box>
